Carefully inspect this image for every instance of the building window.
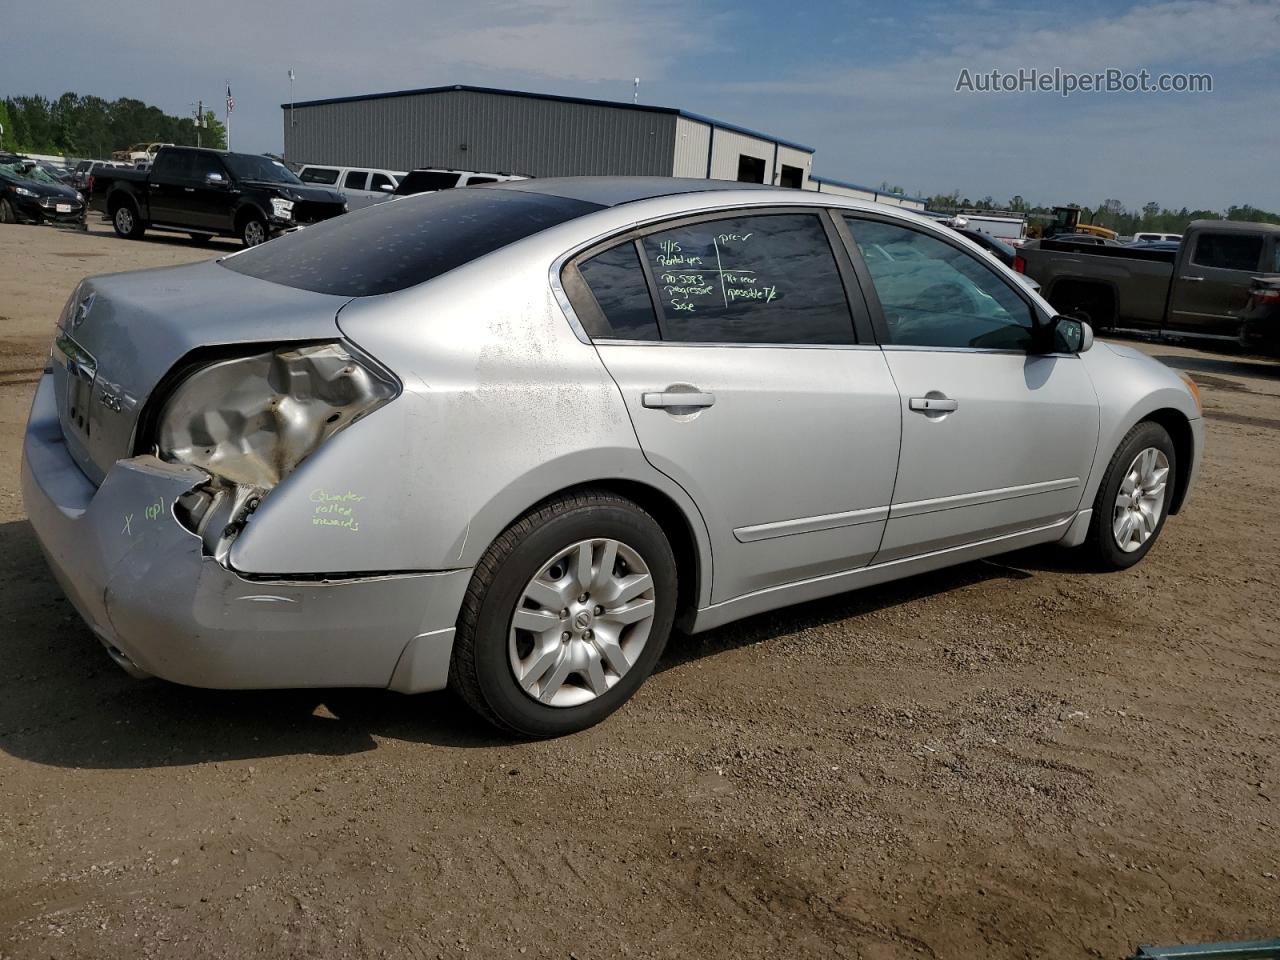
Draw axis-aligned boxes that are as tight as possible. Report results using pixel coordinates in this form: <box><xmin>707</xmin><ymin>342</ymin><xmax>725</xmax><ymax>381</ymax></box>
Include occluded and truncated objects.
<box><xmin>736</xmin><ymin>155</ymin><xmax>766</xmax><ymax>184</ymax></box>
<box><xmin>778</xmin><ymin>164</ymin><xmax>804</xmax><ymax>189</ymax></box>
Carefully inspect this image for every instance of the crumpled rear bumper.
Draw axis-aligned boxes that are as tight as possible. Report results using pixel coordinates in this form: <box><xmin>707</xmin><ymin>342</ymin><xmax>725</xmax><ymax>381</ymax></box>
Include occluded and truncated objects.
<box><xmin>20</xmin><ymin>374</ymin><xmax>469</xmax><ymax>693</ymax></box>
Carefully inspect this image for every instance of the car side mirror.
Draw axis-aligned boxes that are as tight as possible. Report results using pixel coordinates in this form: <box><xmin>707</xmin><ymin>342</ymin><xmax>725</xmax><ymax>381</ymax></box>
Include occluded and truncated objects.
<box><xmin>1050</xmin><ymin>315</ymin><xmax>1094</xmax><ymax>353</ymax></box>
<box><xmin>206</xmin><ymin>172</ymin><xmax>225</xmax><ymax>184</ymax></box>
<box><xmin>379</xmin><ymin>183</ymin><xmax>394</xmax><ymax>192</ymax></box>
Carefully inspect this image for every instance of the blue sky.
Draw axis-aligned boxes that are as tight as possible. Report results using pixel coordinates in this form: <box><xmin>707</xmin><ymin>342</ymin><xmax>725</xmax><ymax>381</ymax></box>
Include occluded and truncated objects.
<box><xmin>6</xmin><ymin>0</ymin><xmax>1278</xmax><ymax>210</ymax></box>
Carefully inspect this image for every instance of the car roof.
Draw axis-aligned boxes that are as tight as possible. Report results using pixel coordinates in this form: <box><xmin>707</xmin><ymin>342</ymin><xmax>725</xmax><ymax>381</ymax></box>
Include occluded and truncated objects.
<box><xmin>488</xmin><ymin>176</ymin><xmax>783</xmax><ymax>208</ymax></box>
<box><xmin>1188</xmin><ymin>219</ymin><xmax>1280</xmax><ymax>235</ymax></box>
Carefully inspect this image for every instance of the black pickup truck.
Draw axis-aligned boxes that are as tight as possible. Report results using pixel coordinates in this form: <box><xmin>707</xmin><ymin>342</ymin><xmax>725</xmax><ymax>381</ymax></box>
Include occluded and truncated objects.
<box><xmin>89</xmin><ymin>146</ymin><xmax>346</xmax><ymax>246</ymax></box>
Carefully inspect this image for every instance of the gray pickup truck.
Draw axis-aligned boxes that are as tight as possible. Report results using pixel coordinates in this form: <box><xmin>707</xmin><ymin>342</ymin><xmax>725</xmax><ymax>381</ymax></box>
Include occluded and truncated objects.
<box><xmin>1017</xmin><ymin>220</ymin><xmax>1280</xmax><ymax>343</ymax></box>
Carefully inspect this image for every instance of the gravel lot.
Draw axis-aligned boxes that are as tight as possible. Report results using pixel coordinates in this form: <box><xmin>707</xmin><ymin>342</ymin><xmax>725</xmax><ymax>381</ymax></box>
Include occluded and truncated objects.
<box><xmin>1</xmin><ymin>221</ymin><xmax>1277</xmax><ymax>959</ymax></box>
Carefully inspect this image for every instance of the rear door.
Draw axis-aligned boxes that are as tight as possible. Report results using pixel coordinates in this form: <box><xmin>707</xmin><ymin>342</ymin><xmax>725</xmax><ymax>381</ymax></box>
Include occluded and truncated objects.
<box><xmin>566</xmin><ymin>209</ymin><xmax>902</xmax><ymax>603</ymax></box>
<box><xmin>1167</xmin><ymin>230</ymin><xmax>1266</xmax><ymax>337</ymax></box>
<box><xmin>144</xmin><ymin>148</ymin><xmax>191</xmax><ymax>225</ymax></box>
<box><xmin>839</xmin><ymin>214</ymin><xmax>1099</xmax><ymax>562</ymax></box>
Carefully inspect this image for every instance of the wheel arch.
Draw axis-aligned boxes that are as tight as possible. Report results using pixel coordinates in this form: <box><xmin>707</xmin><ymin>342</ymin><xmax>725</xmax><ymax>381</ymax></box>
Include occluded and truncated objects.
<box><xmin>483</xmin><ymin>477</ymin><xmax>711</xmax><ymax>628</ymax></box>
<box><xmin>233</xmin><ymin>201</ymin><xmax>268</xmax><ymax>232</ymax></box>
<box><xmin>1142</xmin><ymin>407</ymin><xmax>1194</xmax><ymax>515</ymax></box>
<box><xmin>106</xmin><ymin>188</ymin><xmax>137</xmax><ymax>216</ymax></box>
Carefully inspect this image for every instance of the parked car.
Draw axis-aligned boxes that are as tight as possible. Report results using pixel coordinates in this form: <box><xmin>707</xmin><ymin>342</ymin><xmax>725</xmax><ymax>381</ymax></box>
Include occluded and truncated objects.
<box><xmin>298</xmin><ymin>164</ymin><xmax>406</xmax><ymax>209</ymax></box>
<box><xmin>70</xmin><ymin>159</ymin><xmax>128</xmax><ymax>192</ymax></box>
<box><xmin>1133</xmin><ymin>232</ymin><xmax>1182</xmax><ymax>244</ymax></box>
<box><xmin>0</xmin><ymin>155</ymin><xmax>86</xmax><ymax>228</ymax></box>
<box><xmin>89</xmin><ymin>146</ymin><xmax>347</xmax><ymax>246</ymax></box>
<box><xmin>1045</xmin><ymin>233</ymin><xmax>1123</xmax><ymax>247</ymax></box>
<box><xmin>111</xmin><ymin>142</ymin><xmax>173</xmax><ymax>164</ymax></box>
<box><xmin>393</xmin><ymin>167</ymin><xmax>527</xmax><ymax>196</ymax></box>
<box><xmin>1238</xmin><ymin>276</ymin><xmax>1280</xmax><ymax>354</ymax></box>
<box><xmin>951</xmin><ymin>225</ymin><xmax>1017</xmax><ymax>267</ymax></box>
<box><xmin>1018</xmin><ymin>220</ymin><xmax>1280</xmax><ymax>340</ymax></box>
<box><xmin>23</xmin><ymin>179</ymin><xmax>1203</xmax><ymax>737</ymax></box>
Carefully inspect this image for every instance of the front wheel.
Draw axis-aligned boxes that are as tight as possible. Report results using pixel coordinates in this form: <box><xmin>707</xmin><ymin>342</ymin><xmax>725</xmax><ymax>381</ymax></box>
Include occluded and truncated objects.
<box><xmin>240</xmin><ymin>214</ymin><xmax>268</xmax><ymax>247</ymax></box>
<box><xmin>0</xmin><ymin>198</ymin><xmax>16</xmax><ymax>224</ymax></box>
<box><xmin>1082</xmin><ymin>421</ymin><xmax>1176</xmax><ymax>570</ymax></box>
<box><xmin>450</xmin><ymin>490</ymin><xmax>678</xmax><ymax>738</ymax></box>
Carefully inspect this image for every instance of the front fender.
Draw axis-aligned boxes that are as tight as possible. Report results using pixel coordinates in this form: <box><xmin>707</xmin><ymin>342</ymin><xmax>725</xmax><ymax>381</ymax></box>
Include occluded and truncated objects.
<box><xmin>1077</xmin><ymin>341</ymin><xmax>1202</xmax><ymax>513</ymax></box>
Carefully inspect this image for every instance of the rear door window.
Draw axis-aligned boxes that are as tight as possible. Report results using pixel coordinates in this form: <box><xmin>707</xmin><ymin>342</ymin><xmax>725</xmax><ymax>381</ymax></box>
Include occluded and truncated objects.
<box><xmin>467</xmin><ymin>176</ymin><xmax>498</xmax><ymax>185</ymax></box>
<box><xmin>300</xmin><ymin>167</ymin><xmax>339</xmax><ymax>185</ymax></box>
<box><xmin>150</xmin><ymin>150</ymin><xmax>189</xmax><ymax>181</ymax></box>
<box><xmin>344</xmin><ymin>170</ymin><xmax>368</xmax><ymax>190</ymax></box>
<box><xmin>1193</xmin><ymin>233</ymin><xmax>1264</xmax><ymax>272</ymax></box>
<box><xmin>637</xmin><ymin>213</ymin><xmax>856</xmax><ymax>344</ymax></box>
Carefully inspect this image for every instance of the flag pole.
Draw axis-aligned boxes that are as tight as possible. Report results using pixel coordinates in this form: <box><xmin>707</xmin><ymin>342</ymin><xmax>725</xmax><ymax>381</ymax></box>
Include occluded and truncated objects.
<box><xmin>225</xmin><ymin>80</ymin><xmax>232</xmax><ymax>151</ymax></box>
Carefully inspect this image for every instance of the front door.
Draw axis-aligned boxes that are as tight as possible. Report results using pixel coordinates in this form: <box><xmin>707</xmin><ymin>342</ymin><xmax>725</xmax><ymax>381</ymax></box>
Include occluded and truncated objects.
<box><xmin>566</xmin><ymin>210</ymin><xmax>902</xmax><ymax>603</ymax></box>
<box><xmin>1167</xmin><ymin>230</ymin><xmax>1267</xmax><ymax>338</ymax></box>
<box><xmin>840</xmin><ymin>214</ymin><xmax>1100</xmax><ymax>562</ymax></box>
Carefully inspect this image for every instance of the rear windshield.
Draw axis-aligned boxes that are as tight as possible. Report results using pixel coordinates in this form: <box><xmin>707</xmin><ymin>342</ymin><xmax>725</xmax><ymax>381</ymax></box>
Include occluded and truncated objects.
<box><xmin>219</xmin><ymin>188</ymin><xmax>603</xmax><ymax>297</ymax></box>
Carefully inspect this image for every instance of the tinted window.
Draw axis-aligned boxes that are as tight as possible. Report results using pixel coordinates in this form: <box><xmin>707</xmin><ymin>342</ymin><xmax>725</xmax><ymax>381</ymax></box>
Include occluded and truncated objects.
<box><xmin>467</xmin><ymin>176</ymin><xmax>498</xmax><ymax>185</ymax></box>
<box><xmin>577</xmin><ymin>243</ymin><xmax>660</xmax><ymax>340</ymax></box>
<box><xmin>1274</xmin><ymin>243</ymin><xmax>1280</xmax><ymax>274</ymax></box>
<box><xmin>1193</xmin><ymin>233</ymin><xmax>1263</xmax><ymax>271</ymax></box>
<box><xmin>151</xmin><ymin>149</ymin><xmax>188</xmax><ymax>180</ymax></box>
<box><xmin>189</xmin><ymin>152</ymin><xmax>226</xmax><ymax>182</ymax></box>
<box><xmin>369</xmin><ymin>173</ymin><xmax>394</xmax><ymax>191</ymax></box>
<box><xmin>344</xmin><ymin>170</ymin><xmax>368</xmax><ymax>190</ymax></box>
<box><xmin>847</xmin><ymin>217</ymin><xmax>1034</xmax><ymax>350</ymax></box>
<box><xmin>222</xmin><ymin>154</ymin><xmax>300</xmax><ymax>184</ymax></box>
<box><xmin>395</xmin><ymin>171</ymin><xmax>461</xmax><ymax>195</ymax></box>
<box><xmin>300</xmin><ymin>167</ymin><xmax>339</xmax><ymax>185</ymax></box>
<box><xmin>220</xmin><ymin>188</ymin><xmax>603</xmax><ymax>297</ymax></box>
<box><xmin>639</xmin><ymin>214</ymin><xmax>855</xmax><ymax>344</ymax></box>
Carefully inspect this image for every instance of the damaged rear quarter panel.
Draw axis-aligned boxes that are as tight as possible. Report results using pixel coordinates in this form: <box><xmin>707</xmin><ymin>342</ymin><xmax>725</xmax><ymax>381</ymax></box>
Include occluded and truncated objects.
<box><xmin>226</xmin><ymin>247</ymin><xmax>651</xmax><ymax>576</ymax></box>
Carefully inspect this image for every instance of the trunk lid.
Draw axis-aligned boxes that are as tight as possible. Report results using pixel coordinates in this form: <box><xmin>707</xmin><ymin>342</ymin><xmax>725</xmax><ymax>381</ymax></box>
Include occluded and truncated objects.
<box><xmin>51</xmin><ymin>258</ymin><xmax>352</xmax><ymax>485</ymax></box>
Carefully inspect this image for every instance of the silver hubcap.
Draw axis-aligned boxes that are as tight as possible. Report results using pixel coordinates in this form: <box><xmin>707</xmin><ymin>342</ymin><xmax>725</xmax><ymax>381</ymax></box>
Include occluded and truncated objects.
<box><xmin>1112</xmin><ymin>447</ymin><xmax>1169</xmax><ymax>553</ymax></box>
<box><xmin>508</xmin><ymin>538</ymin><xmax>656</xmax><ymax>708</ymax></box>
<box><xmin>115</xmin><ymin>207</ymin><xmax>133</xmax><ymax>233</ymax></box>
<box><xmin>244</xmin><ymin>221</ymin><xmax>265</xmax><ymax>245</ymax></box>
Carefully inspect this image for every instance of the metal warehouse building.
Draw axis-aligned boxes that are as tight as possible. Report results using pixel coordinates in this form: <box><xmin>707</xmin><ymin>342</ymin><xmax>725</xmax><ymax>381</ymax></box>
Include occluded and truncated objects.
<box><xmin>282</xmin><ymin>84</ymin><xmax>817</xmax><ymax>187</ymax></box>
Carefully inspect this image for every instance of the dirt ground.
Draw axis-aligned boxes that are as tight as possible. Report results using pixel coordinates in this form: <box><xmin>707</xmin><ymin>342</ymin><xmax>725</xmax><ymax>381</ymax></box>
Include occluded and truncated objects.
<box><xmin>0</xmin><ymin>220</ymin><xmax>1276</xmax><ymax>960</ymax></box>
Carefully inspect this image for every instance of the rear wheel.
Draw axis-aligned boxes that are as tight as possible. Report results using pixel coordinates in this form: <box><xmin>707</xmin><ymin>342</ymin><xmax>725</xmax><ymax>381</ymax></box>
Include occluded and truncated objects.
<box><xmin>112</xmin><ymin>202</ymin><xmax>145</xmax><ymax>239</ymax></box>
<box><xmin>1082</xmin><ymin>421</ymin><xmax>1176</xmax><ymax>570</ymax></box>
<box><xmin>450</xmin><ymin>490</ymin><xmax>677</xmax><ymax>738</ymax></box>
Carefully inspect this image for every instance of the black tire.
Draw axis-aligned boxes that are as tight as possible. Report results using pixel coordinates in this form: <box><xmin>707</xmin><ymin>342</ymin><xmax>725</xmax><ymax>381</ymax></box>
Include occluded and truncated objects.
<box><xmin>239</xmin><ymin>213</ymin><xmax>268</xmax><ymax>247</ymax></box>
<box><xmin>1082</xmin><ymin>420</ymin><xmax>1176</xmax><ymax>570</ymax></box>
<box><xmin>450</xmin><ymin>490</ymin><xmax>678</xmax><ymax>738</ymax></box>
<box><xmin>0</xmin><ymin>198</ymin><xmax>16</xmax><ymax>224</ymax></box>
<box><xmin>188</xmin><ymin>233</ymin><xmax>213</xmax><ymax>245</ymax></box>
<box><xmin>111</xmin><ymin>200</ymin><xmax>145</xmax><ymax>239</ymax></box>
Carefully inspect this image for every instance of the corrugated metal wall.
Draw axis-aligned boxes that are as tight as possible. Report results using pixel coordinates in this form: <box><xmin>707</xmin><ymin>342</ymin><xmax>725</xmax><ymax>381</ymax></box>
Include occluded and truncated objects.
<box><xmin>672</xmin><ymin>116</ymin><xmax>712</xmax><ymax>177</ymax></box>
<box><xmin>284</xmin><ymin>89</ymin><xmax>678</xmax><ymax>176</ymax></box>
<box><xmin>806</xmin><ymin>180</ymin><xmax>879</xmax><ymax>201</ymax></box>
<box><xmin>707</xmin><ymin>128</ymin><xmax>777</xmax><ymax>182</ymax></box>
<box><xmin>774</xmin><ymin>145</ymin><xmax>812</xmax><ymax>187</ymax></box>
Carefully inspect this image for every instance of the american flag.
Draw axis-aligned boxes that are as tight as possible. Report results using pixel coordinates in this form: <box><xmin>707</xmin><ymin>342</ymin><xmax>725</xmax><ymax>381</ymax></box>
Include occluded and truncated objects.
<box><xmin>225</xmin><ymin>86</ymin><xmax>234</xmax><ymax>114</ymax></box>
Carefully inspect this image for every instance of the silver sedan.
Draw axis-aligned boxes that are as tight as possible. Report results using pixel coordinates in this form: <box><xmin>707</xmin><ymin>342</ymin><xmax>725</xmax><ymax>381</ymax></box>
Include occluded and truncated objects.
<box><xmin>22</xmin><ymin>179</ymin><xmax>1204</xmax><ymax>737</ymax></box>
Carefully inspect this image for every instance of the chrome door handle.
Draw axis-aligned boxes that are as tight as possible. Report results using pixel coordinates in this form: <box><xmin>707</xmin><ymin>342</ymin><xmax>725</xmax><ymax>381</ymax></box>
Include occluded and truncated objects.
<box><xmin>184</xmin><ymin>187</ymin><xmax>195</xmax><ymax>192</ymax></box>
<box><xmin>642</xmin><ymin>390</ymin><xmax>716</xmax><ymax>409</ymax></box>
<box><xmin>1180</xmin><ymin>276</ymin><xmax>1205</xmax><ymax>282</ymax></box>
<box><xmin>909</xmin><ymin>396</ymin><xmax>958</xmax><ymax>413</ymax></box>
